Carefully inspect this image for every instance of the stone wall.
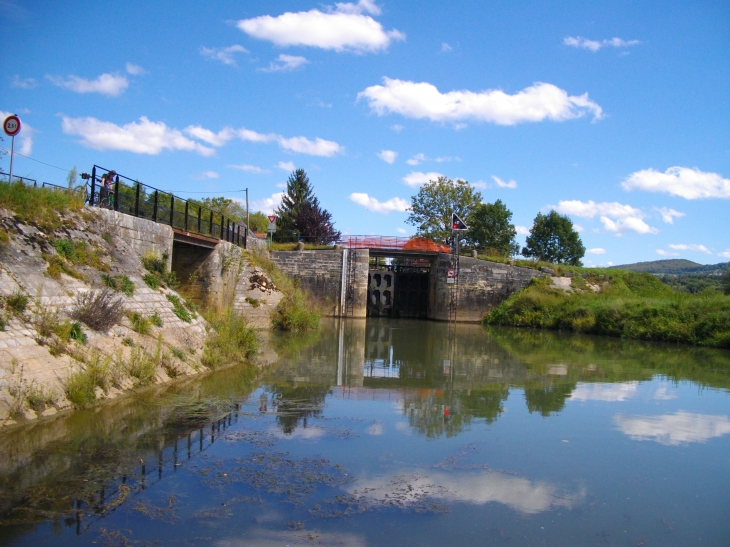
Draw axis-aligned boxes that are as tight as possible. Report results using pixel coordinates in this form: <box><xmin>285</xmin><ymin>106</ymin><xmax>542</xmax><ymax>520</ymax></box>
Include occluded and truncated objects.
<box><xmin>269</xmin><ymin>249</ymin><xmax>369</xmax><ymax>317</ymax></box>
<box><xmin>429</xmin><ymin>254</ymin><xmax>544</xmax><ymax>322</ymax></box>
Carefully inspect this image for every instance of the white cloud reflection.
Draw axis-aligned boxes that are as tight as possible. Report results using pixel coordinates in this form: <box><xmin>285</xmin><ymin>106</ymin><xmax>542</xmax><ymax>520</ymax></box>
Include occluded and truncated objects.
<box><xmin>570</xmin><ymin>382</ymin><xmax>638</xmax><ymax>402</ymax></box>
<box><xmin>614</xmin><ymin>411</ymin><xmax>730</xmax><ymax>445</ymax></box>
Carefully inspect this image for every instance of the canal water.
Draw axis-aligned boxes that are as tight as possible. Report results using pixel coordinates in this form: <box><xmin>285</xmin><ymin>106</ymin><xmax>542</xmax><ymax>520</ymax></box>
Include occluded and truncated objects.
<box><xmin>1</xmin><ymin>319</ymin><xmax>729</xmax><ymax>546</ymax></box>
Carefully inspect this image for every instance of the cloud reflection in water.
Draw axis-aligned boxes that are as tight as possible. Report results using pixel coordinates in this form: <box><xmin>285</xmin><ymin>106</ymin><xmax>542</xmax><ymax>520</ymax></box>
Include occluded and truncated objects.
<box><xmin>614</xmin><ymin>411</ymin><xmax>730</xmax><ymax>445</ymax></box>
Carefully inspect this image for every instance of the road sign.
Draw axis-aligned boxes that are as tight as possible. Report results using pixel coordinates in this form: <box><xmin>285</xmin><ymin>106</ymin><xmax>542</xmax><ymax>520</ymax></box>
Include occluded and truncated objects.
<box><xmin>267</xmin><ymin>215</ymin><xmax>276</xmax><ymax>233</ymax></box>
<box><xmin>451</xmin><ymin>212</ymin><xmax>468</xmax><ymax>231</ymax></box>
<box><xmin>446</xmin><ymin>268</ymin><xmax>456</xmax><ymax>284</ymax></box>
<box><xmin>3</xmin><ymin>115</ymin><xmax>21</xmax><ymax>137</ymax></box>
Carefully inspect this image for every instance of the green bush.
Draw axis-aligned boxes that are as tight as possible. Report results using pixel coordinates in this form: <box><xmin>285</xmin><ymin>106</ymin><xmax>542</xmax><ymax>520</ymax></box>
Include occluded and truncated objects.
<box><xmin>143</xmin><ymin>272</ymin><xmax>160</xmax><ymax>289</ymax></box>
<box><xmin>271</xmin><ymin>289</ymin><xmax>320</xmax><ymax>332</ymax></box>
<box><xmin>64</xmin><ymin>351</ymin><xmax>111</xmax><ymax>408</ymax></box>
<box><xmin>167</xmin><ymin>294</ymin><xmax>192</xmax><ymax>323</ymax></box>
<box><xmin>141</xmin><ymin>251</ymin><xmax>178</xmax><ymax>289</ymax></box>
<box><xmin>127</xmin><ymin>312</ymin><xmax>152</xmax><ymax>335</ymax></box>
<box><xmin>124</xmin><ymin>347</ymin><xmax>157</xmax><ymax>385</ymax></box>
<box><xmin>4</xmin><ymin>291</ymin><xmax>28</xmax><ymax>314</ymax></box>
<box><xmin>150</xmin><ymin>312</ymin><xmax>163</xmax><ymax>327</ymax></box>
<box><xmin>101</xmin><ymin>273</ymin><xmax>135</xmax><ymax>296</ymax></box>
<box><xmin>201</xmin><ymin>308</ymin><xmax>258</xmax><ymax>369</ymax></box>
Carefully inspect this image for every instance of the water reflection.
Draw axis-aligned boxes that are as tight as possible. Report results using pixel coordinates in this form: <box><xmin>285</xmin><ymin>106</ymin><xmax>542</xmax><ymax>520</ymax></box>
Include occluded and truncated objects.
<box><xmin>614</xmin><ymin>411</ymin><xmax>730</xmax><ymax>445</ymax></box>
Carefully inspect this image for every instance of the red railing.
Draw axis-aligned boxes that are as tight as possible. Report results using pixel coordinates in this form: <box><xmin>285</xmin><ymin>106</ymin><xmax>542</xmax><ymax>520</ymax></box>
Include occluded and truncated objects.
<box><xmin>339</xmin><ymin>236</ymin><xmax>451</xmax><ymax>253</ymax></box>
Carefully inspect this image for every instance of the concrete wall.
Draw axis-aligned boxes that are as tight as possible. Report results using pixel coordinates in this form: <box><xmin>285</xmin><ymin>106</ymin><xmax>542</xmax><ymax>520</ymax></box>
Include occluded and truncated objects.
<box><xmin>269</xmin><ymin>249</ymin><xmax>369</xmax><ymax>317</ymax></box>
<box><xmin>429</xmin><ymin>254</ymin><xmax>544</xmax><ymax>322</ymax></box>
<box><xmin>98</xmin><ymin>209</ymin><xmax>173</xmax><ymax>270</ymax></box>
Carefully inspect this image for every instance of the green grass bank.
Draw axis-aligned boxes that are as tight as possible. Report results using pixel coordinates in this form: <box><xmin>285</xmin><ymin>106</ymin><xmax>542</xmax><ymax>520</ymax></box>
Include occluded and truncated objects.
<box><xmin>484</xmin><ymin>269</ymin><xmax>730</xmax><ymax>348</ymax></box>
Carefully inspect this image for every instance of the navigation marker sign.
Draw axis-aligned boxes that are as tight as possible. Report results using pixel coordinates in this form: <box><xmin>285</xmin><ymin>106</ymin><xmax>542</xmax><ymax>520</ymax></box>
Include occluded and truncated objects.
<box><xmin>451</xmin><ymin>212</ymin><xmax>468</xmax><ymax>231</ymax></box>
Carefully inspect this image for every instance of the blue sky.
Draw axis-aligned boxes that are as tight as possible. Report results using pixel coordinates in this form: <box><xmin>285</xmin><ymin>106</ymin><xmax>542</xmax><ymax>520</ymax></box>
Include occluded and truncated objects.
<box><xmin>2</xmin><ymin>0</ymin><xmax>728</xmax><ymax>266</ymax></box>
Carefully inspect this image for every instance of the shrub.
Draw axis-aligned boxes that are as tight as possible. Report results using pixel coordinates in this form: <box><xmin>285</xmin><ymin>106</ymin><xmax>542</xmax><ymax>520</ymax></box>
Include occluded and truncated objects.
<box><xmin>101</xmin><ymin>273</ymin><xmax>135</xmax><ymax>296</ymax></box>
<box><xmin>271</xmin><ymin>289</ymin><xmax>320</xmax><ymax>332</ymax></box>
<box><xmin>24</xmin><ymin>381</ymin><xmax>57</xmax><ymax>412</ymax></box>
<box><xmin>141</xmin><ymin>251</ymin><xmax>178</xmax><ymax>289</ymax></box>
<box><xmin>245</xmin><ymin>297</ymin><xmax>261</xmax><ymax>308</ymax></box>
<box><xmin>51</xmin><ymin>238</ymin><xmax>109</xmax><ymax>272</ymax></box>
<box><xmin>150</xmin><ymin>312</ymin><xmax>163</xmax><ymax>327</ymax></box>
<box><xmin>4</xmin><ymin>291</ymin><xmax>28</xmax><ymax>314</ymax></box>
<box><xmin>167</xmin><ymin>294</ymin><xmax>192</xmax><ymax>323</ymax></box>
<box><xmin>127</xmin><ymin>311</ymin><xmax>151</xmax><ymax>335</ymax></box>
<box><xmin>71</xmin><ymin>288</ymin><xmax>125</xmax><ymax>331</ymax></box>
<box><xmin>64</xmin><ymin>351</ymin><xmax>111</xmax><ymax>408</ymax></box>
<box><xmin>143</xmin><ymin>272</ymin><xmax>160</xmax><ymax>289</ymax></box>
<box><xmin>202</xmin><ymin>308</ymin><xmax>258</xmax><ymax>369</ymax></box>
<box><xmin>123</xmin><ymin>347</ymin><xmax>157</xmax><ymax>385</ymax></box>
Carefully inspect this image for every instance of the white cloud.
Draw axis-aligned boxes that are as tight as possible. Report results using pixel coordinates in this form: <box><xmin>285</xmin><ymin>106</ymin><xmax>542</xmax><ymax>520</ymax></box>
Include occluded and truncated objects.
<box><xmin>61</xmin><ymin>115</ymin><xmax>215</xmax><ymax>156</ymax></box>
<box><xmin>1</xmin><ymin>110</ymin><xmax>33</xmax><ymax>155</ymax></box>
<box><xmin>564</xmin><ymin>36</ymin><xmax>640</xmax><ymax>52</ymax></box>
<box><xmin>615</xmin><ymin>411</ymin><xmax>730</xmax><ymax>445</ymax></box>
<box><xmin>278</xmin><ymin>161</ymin><xmax>296</xmax><ymax>171</ymax></box>
<box><xmin>125</xmin><ymin>63</ymin><xmax>146</xmax><ymax>75</ymax></box>
<box><xmin>435</xmin><ymin>156</ymin><xmax>458</xmax><ymax>163</ymax></box>
<box><xmin>47</xmin><ymin>72</ymin><xmax>128</xmax><ymax>96</ymax></box>
<box><xmin>377</xmin><ymin>149</ymin><xmax>397</xmax><ymax>163</ymax></box>
<box><xmin>570</xmin><ymin>382</ymin><xmax>637</xmax><ymax>401</ymax></box>
<box><xmin>194</xmin><ymin>171</ymin><xmax>219</xmax><ymax>179</ymax></box>
<box><xmin>251</xmin><ymin>192</ymin><xmax>285</xmax><ymax>214</ymax></box>
<box><xmin>600</xmin><ymin>216</ymin><xmax>658</xmax><ymax>235</ymax></box>
<box><xmin>573</xmin><ymin>223</ymin><xmax>584</xmax><ymax>232</ymax></box>
<box><xmin>668</xmin><ymin>243</ymin><xmax>712</xmax><ymax>254</ymax></box>
<box><xmin>184</xmin><ymin>126</ymin><xmax>238</xmax><ymax>146</ymax></box>
<box><xmin>656</xmin><ymin>249</ymin><xmax>679</xmax><ymax>257</ymax></box>
<box><xmin>406</xmin><ymin>153</ymin><xmax>427</xmax><ymax>165</ymax></box>
<box><xmin>277</xmin><ymin>135</ymin><xmax>342</xmax><ymax>156</ymax></box>
<box><xmin>719</xmin><ymin>250</ymin><xmax>730</xmax><ymax>259</ymax></box>
<box><xmin>259</xmin><ymin>54</ymin><xmax>309</xmax><ymax>72</ymax></box>
<box><xmin>515</xmin><ymin>225</ymin><xmax>530</xmax><ymax>235</ymax></box>
<box><xmin>655</xmin><ymin>207</ymin><xmax>685</xmax><ymax>224</ymax></box>
<box><xmin>358</xmin><ymin>78</ymin><xmax>604</xmax><ymax>125</ymax></box>
<box><xmin>492</xmin><ymin>175</ymin><xmax>517</xmax><ymax>188</ymax></box>
<box><xmin>587</xmin><ymin>248</ymin><xmax>606</xmax><ymax>255</ymax></box>
<box><xmin>554</xmin><ymin>200</ymin><xmax>657</xmax><ymax>235</ymax></box>
<box><xmin>237</xmin><ymin>128</ymin><xmax>278</xmax><ymax>143</ymax></box>
<box><xmin>441</xmin><ymin>42</ymin><xmax>452</xmax><ymax>52</ymax></box>
<box><xmin>622</xmin><ymin>166</ymin><xmax>730</xmax><ymax>200</ymax></box>
<box><xmin>237</xmin><ymin>1</ymin><xmax>404</xmax><ymax>54</ymax></box>
<box><xmin>11</xmin><ymin>75</ymin><xmax>37</xmax><ymax>89</ymax></box>
<box><xmin>391</xmin><ymin>124</ymin><xmax>404</xmax><ymax>132</ymax></box>
<box><xmin>228</xmin><ymin>163</ymin><xmax>268</xmax><ymax>174</ymax></box>
<box><xmin>200</xmin><ymin>44</ymin><xmax>248</xmax><ymax>66</ymax></box>
<box><xmin>350</xmin><ymin>192</ymin><xmax>409</xmax><ymax>213</ymax></box>
<box><xmin>396</xmin><ymin>227</ymin><xmax>407</xmax><ymax>234</ymax></box>
<box><xmin>402</xmin><ymin>171</ymin><xmax>443</xmax><ymax>187</ymax></box>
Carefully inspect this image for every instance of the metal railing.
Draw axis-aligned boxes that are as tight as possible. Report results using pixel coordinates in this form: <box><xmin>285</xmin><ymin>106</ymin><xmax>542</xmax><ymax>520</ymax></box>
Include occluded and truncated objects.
<box><xmin>0</xmin><ymin>173</ymin><xmax>59</xmax><ymax>188</ymax></box>
<box><xmin>339</xmin><ymin>235</ymin><xmax>451</xmax><ymax>253</ymax></box>
<box><xmin>89</xmin><ymin>165</ymin><xmax>249</xmax><ymax>248</ymax></box>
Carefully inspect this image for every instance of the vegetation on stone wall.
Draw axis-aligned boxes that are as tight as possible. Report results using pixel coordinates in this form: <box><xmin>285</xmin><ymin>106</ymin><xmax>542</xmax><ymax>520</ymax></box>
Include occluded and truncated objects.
<box><xmin>202</xmin><ymin>307</ymin><xmax>258</xmax><ymax>369</ymax></box>
<box><xmin>0</xmin><ymin>181</ymin><xmax>84</xmax><ymax>229</ymax></box>
<box><xmin>485</xmin><ymin>269</ymin><xmax>730</xmax><ymax>348</ymax></box>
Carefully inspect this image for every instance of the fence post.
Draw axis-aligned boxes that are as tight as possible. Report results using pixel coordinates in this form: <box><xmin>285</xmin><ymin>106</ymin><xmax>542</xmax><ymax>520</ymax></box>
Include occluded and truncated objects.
<box><xmin>209</xmin><ymin>210</ymin><xmax>214</xmax><ymax>236</ymax></box>
<box><xmin>134</xmin><ymin>182</ymin><xmax>141</xmax><ymax>217</ymax></box>
<box><xmin>198</xmin><ymin>206</ymin><xmax>202</xmax><ymax>233</ymax></box>
<box><xmin>184</xmin><ymin>201</ymin><xmax>189</xmax><ymax>231</ymax></box>
<box><xmin>152</xmin><ymin>190</ymin><xmax>158</xmax><ymax>222</ymax></box>
<box><xmin>90</xmin><ymin>166</ymin><xmax>96</xmax><ymax>206</ymax></box>
<box><xmin>113</xmin><ymin>176</ymin><xmax>119</xmax><ymax>211</ymax></box>
<box><xmin>244</xmin><ymin>226</ymin><xmax>247</xmax><ymax>249</ymax></box>
<box><xmin>169</xmin><ymin>195</ymin><xmax>175</xmax><ymax>226</ymax></box>
<box><xmin>226</xmin><ymin>218</ymin><xmax>230</xmax><ymax>242</ymax></box>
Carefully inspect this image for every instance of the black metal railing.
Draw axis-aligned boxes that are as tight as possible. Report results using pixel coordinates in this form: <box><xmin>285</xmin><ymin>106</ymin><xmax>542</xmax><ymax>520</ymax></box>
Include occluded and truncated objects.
<box><xmin>89</xmin><ymin>165</ymin><xmax>249</xmax><ymax>248</ymax></box>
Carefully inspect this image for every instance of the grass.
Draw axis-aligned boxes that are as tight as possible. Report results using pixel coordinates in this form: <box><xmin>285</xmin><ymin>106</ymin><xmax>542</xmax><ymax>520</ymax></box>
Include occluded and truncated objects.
<box><xmin>167</xmin><ymin>294</ymin><xmax>192</xmax><ymax>323</ymax></box>
<box><xmin>127</xmin><ymin>311</ymin><xmax>152</xmax><ymax>335</ymax></box>
<box><xmin>64</xmin><ymin>351</ymin><xmax>112</xmax><ymax>408</ymax></box>
<box><xmin>122</xmin><ymin>346</ymin><xmax>157</xmax><ymax>385</ymax></box>
<box><xmin>141</xmin><ymin>251</ymin><xmax>178</xmax><ymax>289</ymax></box>
<box><xmin>201</xmin><ymin>307</ymin><xmax>258</xmax><ymax>369</ymax></box>
<box><xmin>51</xmin><ymin>238</ymin><xmax>109</xmax><ymax>271</ymax></box>
<box><xmin>101</xmin><ymin>273</ymin><xmax>135</xmax><ymax>296</ymax></box>
<box><xmin>0</xmin><ymin>180</ymin><xmax>84</xmax><ymax>229</ymax></box>
<box><xmin>484</xmin><ymin>269</ymin><xmax>730</xmax><ymax>348</ymax></box>
<box><xmin>143</xmin><ymin>272</ymin><xmax>161</xmax><ymax>289</ymax></box>
<box><xmin>271</xmin><ymin>289</ymin><xmax>320</xmax><ymax>332</ymax></box>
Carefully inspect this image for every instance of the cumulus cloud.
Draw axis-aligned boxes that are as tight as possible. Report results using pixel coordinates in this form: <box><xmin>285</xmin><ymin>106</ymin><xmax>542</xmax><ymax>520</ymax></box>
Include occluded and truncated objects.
<box><xmin>615</xmin><ymin>411</ymin><xmax>730</xmax><ymax>445</ymax></box>
<box><xmin>515</xmin><ymin>225</ymin><xmax>530</xmax><ymax>235</ymax></box>
<box><xmin>554</xmin><ymin>200</ymin><xmax>657</xmax><ymax>235</ymax></box>
<box><xmin>251</xmin><ymin>192</ymin><xmax>285</xmax><ymax>214</ymax></box>
<box><xmin>47</xmin><ymin>72</ymin><xmax>129</xmax><ymax>96</ymax></box>
<box><xmin>278</xmin><ymin>161</ymin><xmax>296</xmax><ymax>171</ymax></box>
<box><xmin>402</xmin><ymin>171</ymin><xmax>443</xmax><ymax>187</ymax></box>
<box><xmin>570</xmin><ymin>382</ymin><xmax>637</xmax><ymax>401</ymax></box>
<box><xmin>587</xmin><ymin>248</ymin><xmax>606</xmax><ymax>255</ymax></box>
<box><xmin>656</xmin><ymin>249</ymin><xmax>679</xmax><ymax>257</ymax></box>
<box><xmin>622</xmin><ymin>166</ymin><xmax>730</xmax><ymax>200</ymax></box>
<box><xmin>184</xmin><ymin>126</ymin><xmax>238</xmax><ymax>147</ymax></box>
<box><xmin>350</xmin><ymin>192</ymin><xmax>409</xmax><ymax>213</ymax></box>
<box><xmin>11</xmin><ymin>75</ymin><xmax>37</xmax><ymax>89</ymax></box>
<box><xmin>719</xmin><ymin>250</ymin><xmax>730</xmax><ymax>259</ymax></box>
<box><xmin>237</xmin><ymin>1</ymin><xmax>404</xmax><ymax>53</ymax></box>
<box><xmin>200</xmin><ymin>44</ymin><xmax>248</xmax><ymax>66</ymax></box>
<box><xmin>125</xmin><ymin>63</ymin><xmax>146</xmax><ymax>75</ymax></box>
<box><xmin>194</xmin><ymin>171</ymin><xmax>219</xmax><ymax>179</ymax></box>
<box><xmin>406</xmin><ymin>153</ymin><xmax>427</xmax><ymax>165</ymax></box>
<box><xmin>492</xmin><ymin>175</ymin><xmax>517</xmax><ymax>188</ymax></box>
<box><xmin>396</xmin><ymin>227</ymin><xmax>407</xmax><ymax>234</ymax></box>
<box><xmin>278</xmin><ymin>135</ymin><xmax>342</xmax><ymax>156</ymax></box>
<box><xmin>655</xmin><ymin>207</ymin><xmax>685</xmax><ymax>224</ymax></box>
<box><xmin>228</xmin><ymin>163</ymin><xmax>268</xmax><ymax>174</ymax></box>
<box><xmin>377</xmin><ymin>149</ymin><xmax>397</xmax><ymax>163</ymax></box>
<box><xmin>358</xmin><ymin>78</ymin><xmax>604</xmax><ymax>125</ymax></box>
<box><xmin>259</xmin><ymin>54</ymin><xmax>309</xmax><ymax>72</ymax></box>
<box><xmin>61</xmin><ymin>116</ymin><xmax>215</xmax><ymax>156</ymax></box>
<box><xmin>563</xmin><ymin>36</ymin><xmax>640</xmax><ymax>52</ymax></box>
<box><xmin>668</xmin><ymin>243</ymin><xmax>712</xmax><ymax>254</ymax></box>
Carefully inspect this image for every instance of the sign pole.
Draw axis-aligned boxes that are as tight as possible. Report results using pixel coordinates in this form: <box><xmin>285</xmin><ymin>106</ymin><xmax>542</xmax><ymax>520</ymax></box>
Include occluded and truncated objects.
<box><xmin>8</xmin><ymin>135</ymin><xmax>15</xmax><ymax>184</ymax></box>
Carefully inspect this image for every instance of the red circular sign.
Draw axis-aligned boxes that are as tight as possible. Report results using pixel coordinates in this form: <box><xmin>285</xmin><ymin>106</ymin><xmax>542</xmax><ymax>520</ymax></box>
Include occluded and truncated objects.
<box><xmin>3</xmin><ymin>115</ymin><xmax>21</xmax><ymax>137</ymax></box>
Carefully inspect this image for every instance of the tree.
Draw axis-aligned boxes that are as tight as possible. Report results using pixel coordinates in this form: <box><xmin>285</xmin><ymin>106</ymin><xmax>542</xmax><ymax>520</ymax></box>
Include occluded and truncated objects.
<box><xmin>466</xmin><ymin>199</ymin><xmax>519</xmax><ymax>256</ymax></box>
<box><xmin>522</xmin><ymin>210</ymin><xmax>585</xmax><ymax>265</ymax></box>
<box><xmin>274</xmin><ymin>169</ymin><xmax>340</xmax><ymax>244</ymax></box>
<box><xmin>723</xmin><ymin>268</ymin><xmax>730</xmax><ymax>296</ymax></box>
<box><xmin>406</xmin><ymin>176</ymin><xmax>482</xmax><ymax>244</ymax></box>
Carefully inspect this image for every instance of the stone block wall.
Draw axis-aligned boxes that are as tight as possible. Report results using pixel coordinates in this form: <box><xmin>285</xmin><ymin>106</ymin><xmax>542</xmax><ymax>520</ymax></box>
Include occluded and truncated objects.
<box><xmin>429</xmin><ymin>254</ymin><xmax>544</xmax><ymax>322</ymax></box>
<box><xmin>97</xmin><ymin>209</ymin><xmax>174</xmax><ymax>270</ymax></box>
<box><xmin>269</xmin><ymin>249</ymin><xmax>368</xmax><ymax>317</ymax></box>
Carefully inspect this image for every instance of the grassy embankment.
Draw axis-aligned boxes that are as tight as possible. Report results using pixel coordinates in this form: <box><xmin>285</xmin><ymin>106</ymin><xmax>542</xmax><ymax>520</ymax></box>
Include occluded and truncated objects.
<box><xmin>484</xmin><ymin>267</ymin><xmax>730</xmax><ymax>348</ymax></box>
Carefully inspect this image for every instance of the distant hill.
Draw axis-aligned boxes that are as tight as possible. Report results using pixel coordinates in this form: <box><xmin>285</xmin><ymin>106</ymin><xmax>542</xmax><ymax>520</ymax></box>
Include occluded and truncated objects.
<box><xmin>611</xmin><ymin>259</ymin><xmax>730</xmax><ymax>275</ymax></box>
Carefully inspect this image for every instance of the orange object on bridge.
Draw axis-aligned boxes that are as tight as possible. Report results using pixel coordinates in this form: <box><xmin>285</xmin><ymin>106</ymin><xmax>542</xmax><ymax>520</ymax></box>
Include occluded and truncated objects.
<box><xmin>341</xmin><ymin>235</ymin><xmax>450</xmax><ymax>253</ymax></box>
